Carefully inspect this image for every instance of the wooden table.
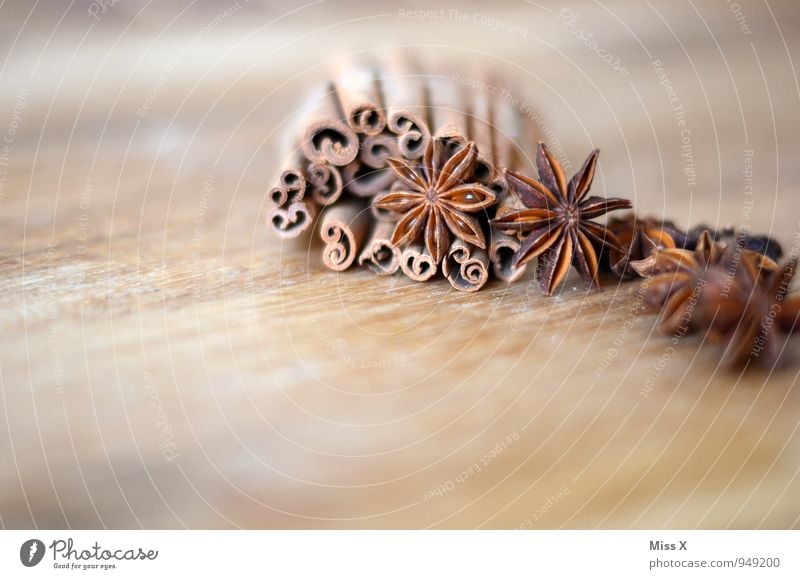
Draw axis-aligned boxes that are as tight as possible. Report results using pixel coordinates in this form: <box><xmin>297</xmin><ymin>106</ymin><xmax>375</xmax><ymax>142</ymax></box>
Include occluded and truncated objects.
<box><xmin>1</xmin><ymin>0</ymin><xmax>799</xmax><ymax>529</ymax></box>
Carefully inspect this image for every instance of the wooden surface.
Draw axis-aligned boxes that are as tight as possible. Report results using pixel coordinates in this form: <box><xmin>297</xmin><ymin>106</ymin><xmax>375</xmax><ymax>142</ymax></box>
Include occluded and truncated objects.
<box><xmin>1</xmin><ymin>0</ymin><xmax>800</xmax><ymax>529</ymax></box>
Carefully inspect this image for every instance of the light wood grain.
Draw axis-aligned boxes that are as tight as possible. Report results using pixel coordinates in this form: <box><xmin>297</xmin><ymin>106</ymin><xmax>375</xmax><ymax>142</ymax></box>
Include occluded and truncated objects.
<box><xmin>1</xmin><ymin>0</ymin><xmax>799</xmax><ymax>529</ymax></box>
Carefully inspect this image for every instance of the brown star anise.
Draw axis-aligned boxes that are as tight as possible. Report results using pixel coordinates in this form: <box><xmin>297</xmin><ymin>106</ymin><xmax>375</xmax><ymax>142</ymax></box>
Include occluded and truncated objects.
<box><xmin>374</xmin><ymin>140</ymin><xmax>496</xmax><ymax>264</ymax></box>
<box><xmin>491</xmin><ymin>143</ymin><xmax>632</xmax><ymax>295</ymax></box>
<box><xmin>606</xmin><ymin>214</ymin><xmax>687</xmax><ymax>278</ymax></box>
<box><xmin>631</xmin><ymin>230</ymin><xmax>777</xmax><ymax>335</ymax></box>
<box><xmin>699</xmin><ymin>255</ymin><xmax>799</xmax><ymax>367</ymax></box>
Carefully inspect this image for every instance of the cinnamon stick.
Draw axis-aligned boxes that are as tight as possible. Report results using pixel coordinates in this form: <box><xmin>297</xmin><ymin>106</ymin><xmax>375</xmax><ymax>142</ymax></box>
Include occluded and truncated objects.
<box><xmin>332</xmin><ymin>60</ymin><xmax>386</xmax><ymax>136</ymax></box>
<box><xmin>300</xmin><ymin>82</ymin><xmax>360</xmax><ymax>166</ymax></box>
<box><xmin>400</xmin><ymin>242</ymin><xmax>437</xmax><ymax>281</ymax></box>
<box><xmin>319</xmin><ymin>199</ymin><xmax>370</xmax><ymax>271</ymax></box>
<box><xmin>466</xmin><ymin>79</ymin><xmax>496</xmax><ymax>185</ymax></box>
<box><xmin>267</xmin><ymin>201</ymin><xmax>317</xmax><ymax>238</ymax></box>
<box><xmin>358</xmin><ymin>220</ymin><xmax>400</xmax><ymax>275</ymax></box>
<box><xmin>513</xmin><ymin>81</ymin><xmax>543</xmax><ymax>174</ymax></box>
<box><xmin>443</xmin><ymin>238</ymin><xmax>490</xmax><ymax>292</ymax></box>
<box><xmin>382</xmin><ymin>52</ymin><xmax>431</xmax><ymax>160</ymax></box>
<box><xmin>268</xmin><ymin>167</ymin><xmax>305</xmax><ymax>207</ymax></box>
<box><xmin>268</xmin><ymin>150</ymin><xmax>307</xmax><ymax>206</ymax></box>
<box><xmin>486</xmin><ymin>77</ymin><xmax>523</xmax><ymax>200</ymax></box>
<box><xmin>489</xmin><ymin>231</ymin><xmax>527</xmax><ymax>283</ymax></box>
<box><xmin>307</xmin><ymin>161</ymin><xmax>343</xmax><ymax>206</ymax></box>
<box><xmin>361</xmin><ymin>132</ymin><xmax>402</xmax><ymax>169</ymax></box>
<box><xmin>428</xmin><ymin>75</ymin><xmax>469</xmax><ymax>156</ymax></box>
<box><xmin>342</xmin><ymin>161</ymin><xmax>397</xmax><ymax>198</ymax></box>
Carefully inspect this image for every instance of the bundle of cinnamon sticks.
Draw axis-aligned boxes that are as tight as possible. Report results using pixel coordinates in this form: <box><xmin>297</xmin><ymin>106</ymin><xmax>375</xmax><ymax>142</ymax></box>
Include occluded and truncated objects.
<box><xmin>267</xmin><ymin>55</ymin><xmax>541</xmax><ymax>292</ymax></box>
<box><xmin>266</xmin><ymin>57</ymin><xmax>800</xmax><ymax>369</ymax></box>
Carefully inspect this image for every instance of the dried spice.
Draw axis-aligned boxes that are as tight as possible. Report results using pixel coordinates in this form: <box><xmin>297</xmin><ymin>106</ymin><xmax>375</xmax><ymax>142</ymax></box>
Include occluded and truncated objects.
<box><xmin>318</xmin><ymin>199</ymin><xmax>370</xmax><ymax>271</ymax></box>
<box><xmin>631</xmin><ymin>230</ymin><xmax>729</xmax><ymax>334</ymax></box>
<box><xmin>606</xmin><ymin>214</ymin><xmax>688</xmax><ymax>278</ymax></box>
<box><xmin>268</xmin><ymin>56</ymin><xmax>538</xmax><ymax>245</ymax></box>
<box><xmin>400</xmin><ymin>242</ymin><xmax>437</xmax><ymax>281</ymax></box>
<box><xmin>443</xmin><ymin>239</ymin><xmax>490</xmax><ymax>292</ymax></box>
<box><xmin>631</xmin><ymin>230</ymin><xmax>778</xmax><ymax>335</ymax></box>
<box><xmin>266</xmin><ymin>58</ymin><xmax>800</xmax><ymax>372</ymax></box>
<box><xmin>699</xmin><ymin>256</ymin><xmax>798</xmax><ymax>367</ymax></box>
<box><xmin>358</xmin><ymin>220</ymin><xmax>402</xmax><ymax>275</ymax></box>
<box><xmin>491</xmin><ymin>143</ymin><xmax>632</xmax><ymax>294</ymax></box>
<box><xmin>489</xmin><ymin>231</ymin><xmax>528</xmax><ymax>283</ymax></box>
<box><xmin>374</xmin><ymin>140</ymin><xmax>496</xmax><ymax>264</ymax></box>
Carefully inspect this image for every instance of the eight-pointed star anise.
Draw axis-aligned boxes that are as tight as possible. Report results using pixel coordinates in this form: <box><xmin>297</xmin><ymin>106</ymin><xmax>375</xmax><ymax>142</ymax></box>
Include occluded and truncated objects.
<box><xmin>630</xmin><ymin>230</ymin><xmax>778</xmax><ymax>335</ymax></box>
<box><xmin>606</xmin><ymin>214</ymin><xmax>687</xmax><ymax>279</ymax></box>
<box><xmin>491</xmin><ymin>143</ymin><xmax>633</xmax><ymax>295</ymax></box>
<box><xmin>374</xmin><ymin>140</ymin><xmax>496</xmax><ymax>264</ymax></box>
<box><xmin>699</xmin><ymin>255</ymin><xmax>799</xmax><ymax>367</ymax></box>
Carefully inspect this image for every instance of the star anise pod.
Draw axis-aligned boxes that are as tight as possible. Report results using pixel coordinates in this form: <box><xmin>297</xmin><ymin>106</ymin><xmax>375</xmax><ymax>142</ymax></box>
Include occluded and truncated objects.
<box><xmin>374</xmin><ymin>140</ymin><xmax>496</xmax><ymax>264</ymax></box>
<box><xmin>606</xmin><ymin>214</ymin><xmax>685</xmax><ymax>278</ymax></box>
<box><xmin>699</xmin><ymin>255</ymin><xmax>799</xmax><ymax>367</ymax></box>
<box><xmin>491</xmin><ymin>143</ymin><xmax>632</xmax><ymax>295</ymax></box>
<box><xmin>630</xmin><ymin>230</ymin><xmax>777</xmax><ymax>335</ymax></box>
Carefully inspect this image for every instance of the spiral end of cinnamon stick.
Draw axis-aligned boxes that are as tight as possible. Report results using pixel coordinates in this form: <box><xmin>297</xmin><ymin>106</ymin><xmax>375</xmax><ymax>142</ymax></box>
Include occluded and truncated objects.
<box><xmin>489</xmin><ymin>232</ymin><xmax>526</xmax><ymax>283</ymax></box>
<box><xmin>443</xmin><ymin>239</ymin><xmax>490</xmax><ymax>292</ymax></box>
<box><xmin>267</xmin><ymin>202</ymin><xmax>315</xmax><ymax>238</ymax></box>
<box><xmin>319</xmin><ymin>201</ymin><xmax>370</xmax><ymax>271</ymax></box>
<box><xmin>349</xmin><ymin>104</ymin><xmax>387</xmax><ymax>136</ymax></box>
<box><xmin>400</xmin><ymin>244</ymin><xmax>437</xmax><ymax>281</ymax></box>
<box><xmin>301</xmin><ymin>120</ymin><xmax>359</xmax><ymax>167</ymax></box>
<box><xmin>269</xmin><ymin>168</ymin><xmax>306</xmax><ymax>206</ymax></box>
<box><xmin>307</xmin><ymin>162</ymin><xmax>343</xmax><ymax>206</ymax></box>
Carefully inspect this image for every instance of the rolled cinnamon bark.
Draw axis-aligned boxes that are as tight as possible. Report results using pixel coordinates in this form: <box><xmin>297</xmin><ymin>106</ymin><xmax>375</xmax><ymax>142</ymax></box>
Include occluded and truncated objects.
<box><xmin>319</xmin><ymin>199</ymin><xmax>370</xmax><ymax>271</ymax></box>
<box><xmin>268</xmin><ymin>165</ymin><xmax>306</xmax><ymax>207</ymax></box>
<box><xmin>487</xmin><ymin>79</ymin><xmax>522</xmax><ymax>200</ymax></box>
<box><xmin>466</xmin><ymin>81</ymin><xmax>497</xmax><ymax>185</ymax></box>
<box><xmin>361</xmin><ymin>132</ymin><xmax>402</xmax><ymax>169</ymax></box>
<box><xmin>342</xmin><ymin>161</ymin><xmax>397</xmax><ymax>198</ymax></box>
<box><xmin>332</xmin><ymin>60</ymin><xmax>386</xmax><ymax>136</ymax></box>
<box><xmin>400</xmin><ymin>242</ymin><xmax>437</xmax><ymax>281</ymax></box>
<box><xmin>358</xmin><ymin>220</ymin><xmax>401</xmax><ymax>275</ymax></box>
<box><xmin>489</xmin><ymin>231</ymin><xmax>527</xmax><ymax>283</ymax></box>
<box><xmin>382</xmin><ymin>52</ymin><xmax>431</xmax><ymax>160</ymax></box>
<box><xmin>307</xmin><ymin>161</ymin><xmax>343</xmax><ymax>206</ymax></box>
<box><xmin>267</xmin><ymin>201</ymin><xmax>317</xmax><ymax>238</ymax></box>
<box><xmin>443</xmin><ymin>238</ymin><xmax>490</xmax><ymax>292</ymax></box>
<box><xmin>300</xmin><ymin>82</ymin><xmax>360</xmax><ymax>166</ymax></box>
<box><xmin>428</xmin><ymin>75</ymin><xmax>469</xmax><ymax>156</ymax></box>
<box><xmin>514</xmin><ymin>84</ymin><xmax>543</xmax><ymax>173</ymax></box>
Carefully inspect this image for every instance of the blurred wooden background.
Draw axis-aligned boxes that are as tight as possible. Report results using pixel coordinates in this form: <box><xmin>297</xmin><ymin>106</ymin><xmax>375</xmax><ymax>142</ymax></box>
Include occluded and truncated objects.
<box><xmin>1</xmin><ymin>0</ymin><xmax>799</xmax><ymax>529</ymax></box>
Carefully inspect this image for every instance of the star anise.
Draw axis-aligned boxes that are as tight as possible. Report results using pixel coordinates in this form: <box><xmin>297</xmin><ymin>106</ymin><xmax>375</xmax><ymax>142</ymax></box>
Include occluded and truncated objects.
<box><xmin>374</xmin><ymin>140</ymin><xmax>496</xmax><ymax>264</ymax></box>
<box><xmin>630</xmin><ymin>230</ymin><xmax>777</xmax><ymax>335</ymax></box>
<box><xmin>606</xmin><ymin>214</ymin><xmax>688</xmax><ymax>278</ymax></box>
<box><xmin>491</xmin><ymin>143</ymin><xmax>632</xmax><ymax>295</ymax></box>
<box><xmin>698</xmin><ymin>255</ymin><xmax>799</xmax><ymax>367</ymax></box>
